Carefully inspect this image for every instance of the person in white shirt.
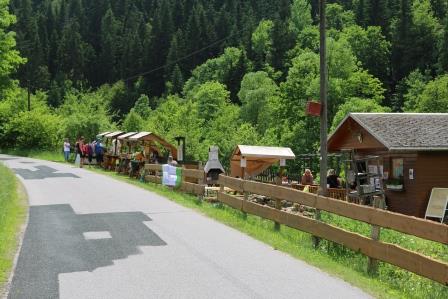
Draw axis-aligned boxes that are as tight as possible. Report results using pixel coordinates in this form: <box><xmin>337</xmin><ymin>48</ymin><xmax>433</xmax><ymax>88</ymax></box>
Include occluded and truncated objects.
<box><xmin>63</xmin><ymin>139</ymin><xmax>71</xmax><ymax>162</ymax></box>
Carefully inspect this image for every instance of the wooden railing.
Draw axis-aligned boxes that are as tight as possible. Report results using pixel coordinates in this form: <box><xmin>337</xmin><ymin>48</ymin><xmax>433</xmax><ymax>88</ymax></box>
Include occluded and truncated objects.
<box><xmin>217</xmin><ymin>174</ymin><xmax>448</xmax><ymax>285</ymax></box>
<box><xmin>291</xmin><ymin>184</ymin><xmax>347</xmax><ymax>201</ymax></box>
<box><xmin>144</xmin><ymin>164</ymin><xmax>206</xmax><ymax>196</ymax></box>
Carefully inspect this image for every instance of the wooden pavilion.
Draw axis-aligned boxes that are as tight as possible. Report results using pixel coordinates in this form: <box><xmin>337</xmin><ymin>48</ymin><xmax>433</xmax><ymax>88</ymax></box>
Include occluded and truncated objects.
<box><xmin>230</xmin><ymin>145</ymin><xmax>295</xmax><ymax>179</ymax></box>
<box><xmin>328</xmin><ymin>113</ymin><xmax>448</xmax><ymax>217</ymax></box>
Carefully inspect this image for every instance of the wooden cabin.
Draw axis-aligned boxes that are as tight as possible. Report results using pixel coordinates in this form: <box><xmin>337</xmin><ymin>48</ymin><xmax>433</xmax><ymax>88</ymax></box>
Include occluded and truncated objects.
<box><xmin>328</xmin><ymin>113</ymin><xmax>448</xmax><ymax>217</ymax></box>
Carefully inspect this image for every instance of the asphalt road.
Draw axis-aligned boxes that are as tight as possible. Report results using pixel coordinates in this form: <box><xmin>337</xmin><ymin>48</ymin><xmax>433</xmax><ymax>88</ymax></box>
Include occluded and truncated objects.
<box><xmin>1</xmin><ymin>155</ymin><xmax>371</xmax><ymax>299</ymax></box>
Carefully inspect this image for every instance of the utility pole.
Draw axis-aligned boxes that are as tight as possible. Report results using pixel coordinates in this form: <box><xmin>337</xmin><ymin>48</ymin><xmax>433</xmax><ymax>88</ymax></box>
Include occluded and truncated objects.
<box><xmin>314</xmin><ymin>0</ymin><xmax>328</xmax><ymax>248</ymax></box>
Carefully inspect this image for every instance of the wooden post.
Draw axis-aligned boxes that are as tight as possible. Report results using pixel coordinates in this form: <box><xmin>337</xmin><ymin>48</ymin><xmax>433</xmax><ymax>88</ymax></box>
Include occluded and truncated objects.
<box><xmin>198</xmin><ymin>162</ymin><xmax>204</xmax><ymax>200</ymax></box>
<box><xmin>274</xmin><ymin>165</ymin><xmax>285</xmax><ymax>230</ymax></box>
<box><xmin>314</xmin><ymin>0</ymin><xmax>328</xmax><ymax>248</ymax></box>
<box><xmin>367</xmin><ymin>195</ymin><xmax>382</xmax><ymax>274</ymax></box>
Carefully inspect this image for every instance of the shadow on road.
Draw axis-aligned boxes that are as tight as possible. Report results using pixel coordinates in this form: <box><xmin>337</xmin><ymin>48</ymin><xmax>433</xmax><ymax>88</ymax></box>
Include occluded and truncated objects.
<box><xmin>8</xmin><ymin>204</ymin><xmax>166</xmax><ymax>299</ymax></box>
<box><xmin>12</xmin><ymin>165</ymin><xmax>79</xmax><ymax>180</ymax></box>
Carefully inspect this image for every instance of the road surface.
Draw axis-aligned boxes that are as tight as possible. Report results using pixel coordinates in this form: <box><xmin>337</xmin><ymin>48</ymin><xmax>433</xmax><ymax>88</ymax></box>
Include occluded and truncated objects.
<box><xmin>1</xmin><ymin>155</ymin><xmax>370</xmax><ymax>299</ymax></box>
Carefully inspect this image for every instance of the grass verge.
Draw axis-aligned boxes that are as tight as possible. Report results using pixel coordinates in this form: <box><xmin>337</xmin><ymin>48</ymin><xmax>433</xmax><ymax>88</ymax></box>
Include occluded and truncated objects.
<box><xmin>89</xmin><ymin>168</ymin><xmax>448</xmax><ymax>299</ymax></box>
<box><xmin>0</xmin><ymin>149</ymin><xmax>65</xmax><ymax>163</ymax></box>
<box><xmin>0</xmin><ymin>163</ymin><xmax>27</xmax><ymax>295</ymax></box>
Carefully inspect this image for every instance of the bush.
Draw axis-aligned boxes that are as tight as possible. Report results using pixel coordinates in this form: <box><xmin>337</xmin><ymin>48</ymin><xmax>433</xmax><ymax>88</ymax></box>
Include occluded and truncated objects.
<box><xmin>5</xmin><ymin>108</ymin><xmax>62</xmax><ymax>150</ymax></box>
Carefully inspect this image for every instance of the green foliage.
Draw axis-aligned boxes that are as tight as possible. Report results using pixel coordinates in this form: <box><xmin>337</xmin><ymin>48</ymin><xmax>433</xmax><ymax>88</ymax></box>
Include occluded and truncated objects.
<box><xmin>145</xmin><ymin>95</ymin><xmax>203</xmax><ymax>161</ymax></box>
<box><xmin>5</xmin><ymin>107</ymin><xmax>61</xmax><ymax>149</ymax></box>
<box><xmin>415</xmin><ymin>75</ymin><xmax>448</xmax><ymax>112</ymax></box>
<box><xmin>0</xmin><ymin>0</ymin><xmax>25</xmax><ymax>96</ymax></box>
<box><xmin>251</xmin><ymin>20</ymin><xmax>274</xmax><ymax>68</ymax></box>
<box><xmin>289</xmin><ymin>0</ymin><xmax>313</xmax><ymax>37</ymax></box>
<box><xmin>401</xmin><ymin>70</ymin><xmax>431</xmax><ymax>112</ymax></box>
<box><xmin>331</xmin><ymin>98</ymin><xmax>391</xmax><ymax>131</ymax></box>
<box><xmin>57</xmin><ymin>88</ymin><xmax>114</xmax><ymax>143</ymax></box>
<box><xmin>341</xmin><ymin>25</ymin><xmax>391</xmax><ymax>83</ymax></box>
<box><xmin>183</xmin><ymin>47</ymin><xmax>249</xmax><ymax>103</ymax></box>
<box><xmin>122</xmin><ymin>109</ymin><xmax>143</xmax><ymax>132</ymax></box>
<box><xmin>326</xmin><ymin>3</ymin><xmax>356</xmax><ymax>31</ymax></box>
<box><xmin>133</xmin><ymin>94</ymin><xmax>152</xmax><ymax>118</ymax></box>
<box><xmin>192</xmin><ymin>81</ymin><xmax>230</xmax><ymax>122</ymax></box>
<box><xmin>238</xmin><ymin>71</ymin><xmax>280</xmax><ymax>134</ymax></box>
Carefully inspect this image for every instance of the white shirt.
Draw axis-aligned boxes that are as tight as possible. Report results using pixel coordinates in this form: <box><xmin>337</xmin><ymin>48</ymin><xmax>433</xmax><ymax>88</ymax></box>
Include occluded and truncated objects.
<box><xmin>64</xmin><ymin>142</ymin><xmax>70</xmax><ymax>152</ymax></box>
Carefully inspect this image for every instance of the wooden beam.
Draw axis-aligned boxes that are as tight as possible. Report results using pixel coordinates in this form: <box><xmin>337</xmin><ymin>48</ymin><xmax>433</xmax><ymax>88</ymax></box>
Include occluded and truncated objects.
<box><xmin>225</xmin><ymin>176</ymin><xmax>447</xmax><ymax>244</ymax></box>
<box><xmin>218</xmin><ymin>175</ymin><xmax>244</xmax><ymax>192</ymax></box>
<box><xmin>182</xmin><ymin>168</ymin><xmax>205</xmax><ymax>180</ymax></box>
<box><xmin>180</xmin><ymin>181</ymin><xmax>205</xmax><ymax>196</ymax></box>
<box><xmin>145</xmin><ymin>164</ymin><xmax>162</xmax><ymax>171</ymax></box>
<box><xmin>145</xmin><ymin>175</ymin><xmax>161</xmax><ymax>184</ymax></box>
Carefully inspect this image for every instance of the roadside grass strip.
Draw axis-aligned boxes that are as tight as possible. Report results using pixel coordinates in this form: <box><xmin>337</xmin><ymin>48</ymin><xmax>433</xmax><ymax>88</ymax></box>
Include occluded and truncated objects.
<box><xmin>0</xmin><ymin>164</ymin><xmax>27</xmax><ymax>293</ymax></box>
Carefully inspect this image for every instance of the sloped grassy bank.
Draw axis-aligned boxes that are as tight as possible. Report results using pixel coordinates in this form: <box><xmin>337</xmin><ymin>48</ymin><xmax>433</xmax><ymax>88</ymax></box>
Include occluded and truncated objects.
<box><xmin>0</xmin><ymin>163</ymin><xmax>27</xmax><ymax>295</ymax></box>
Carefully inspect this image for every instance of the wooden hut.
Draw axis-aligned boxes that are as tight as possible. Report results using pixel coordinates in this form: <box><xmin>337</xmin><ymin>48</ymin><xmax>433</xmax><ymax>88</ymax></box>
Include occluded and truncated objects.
<box><xmin>230</xmin><ymin>145</ymin><xmax>295</xmax><ymax>179</ymax></box>
<box><xmin>328</xmin><ymin>113</ymin><xmax>448</xmax><ymax>217</ymax></box>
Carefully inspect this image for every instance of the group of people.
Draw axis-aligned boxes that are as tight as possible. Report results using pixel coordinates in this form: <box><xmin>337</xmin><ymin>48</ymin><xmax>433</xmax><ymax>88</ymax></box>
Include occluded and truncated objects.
<box><xmin>300</xmin><ymin>168</ymin><xmax>342</xmax><ymax>188</ymax></box>
<box><xmin>63</xmin><ymin>137</ymin><xmax>105</xmax><ymax>168</ymax></box>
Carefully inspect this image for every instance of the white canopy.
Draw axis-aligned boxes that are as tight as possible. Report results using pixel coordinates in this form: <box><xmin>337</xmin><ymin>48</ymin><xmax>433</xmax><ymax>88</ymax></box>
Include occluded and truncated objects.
<box><xmin>105</xmin><ymin>131</ymin><xmax>124</xmax><ymax>139</ymax></box>
<box><xmin>236</xmin><ymin>145</ymin><xmax>295</xmax><ymax>159</ymax></box>
<box><xmin>117</xmin><ymin>132</ymin><xmax>138</xmax><ymax>140</ymax></box>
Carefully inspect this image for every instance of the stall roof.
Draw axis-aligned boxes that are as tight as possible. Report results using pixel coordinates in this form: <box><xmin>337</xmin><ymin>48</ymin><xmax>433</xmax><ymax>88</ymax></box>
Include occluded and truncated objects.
<box><xmin>117</xmin><ymin>132</ymin><xmax>138</xmax><ymax>140</ymax></box>
<box><xmin>233</xmin><ymin>145</ymin><xmax>296</xmax><ymax>160</ymax></box>
<box><xmin>105</xmin><ymin>131</ymin><xmax>124</xmax><ymax>138</ymax></box>
<box><xmin>128</xmin><ymin>131</ymin><xmax>151</xmax><ymax>141</ymax></box>
<box><xmin>97</xmin><ymin>131</ymin><xmax>111</xmax><ymax>137</ymax></box>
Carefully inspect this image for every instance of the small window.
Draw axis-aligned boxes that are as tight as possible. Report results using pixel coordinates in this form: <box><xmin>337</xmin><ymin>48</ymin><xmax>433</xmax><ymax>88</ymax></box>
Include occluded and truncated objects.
<box><xmin>392</xmin><ymin>158</ymin><xmax>404</xmax><ymax>179</ymax></box>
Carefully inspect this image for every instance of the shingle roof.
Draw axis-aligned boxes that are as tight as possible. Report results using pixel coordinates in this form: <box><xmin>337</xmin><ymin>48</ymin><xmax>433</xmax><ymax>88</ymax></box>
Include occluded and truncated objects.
<box><xmin>348</xmin><ymin>113</ymin><xmax>448</xmax><ymax>151</ymax></box>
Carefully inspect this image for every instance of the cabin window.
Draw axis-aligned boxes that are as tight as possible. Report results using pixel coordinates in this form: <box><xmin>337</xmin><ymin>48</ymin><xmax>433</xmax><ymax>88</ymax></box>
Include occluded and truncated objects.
<box><xmin>392</xmin><ymin>158</ymin><xmax>404</xmax><ymax>179</ymax></box>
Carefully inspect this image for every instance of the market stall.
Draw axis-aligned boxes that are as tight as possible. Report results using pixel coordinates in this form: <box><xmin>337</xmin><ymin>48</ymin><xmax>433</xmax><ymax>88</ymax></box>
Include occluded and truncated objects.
<box><xmin>116</xmin><ymin>132</ymin><xmax>139</xmax><ymax>174</ymax></box>
<box><xmin>103</xmin><ymin>131</ymin><xmax>125</xmax><ymax>170</ymax></box>
<box><xmin>128</xmin><ymin>132</ymin><xmax>178</xmax><ymax>177</ymax></box>
<box><xmin>230</xmin><ymin>145</ymin><xmax>295</xmax><ymax>180</ymax></box>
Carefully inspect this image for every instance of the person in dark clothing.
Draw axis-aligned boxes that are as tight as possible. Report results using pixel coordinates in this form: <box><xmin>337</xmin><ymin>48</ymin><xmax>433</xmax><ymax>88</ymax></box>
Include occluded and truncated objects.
<box><xmin>327</xmin><ymin>169</ymin><xmax>341</xmax><ymax>188</ymax></box>
<box><xmin>95</xmin><ymin>139</ymin><xmax>104</xmax><ymax>166</ymax></box>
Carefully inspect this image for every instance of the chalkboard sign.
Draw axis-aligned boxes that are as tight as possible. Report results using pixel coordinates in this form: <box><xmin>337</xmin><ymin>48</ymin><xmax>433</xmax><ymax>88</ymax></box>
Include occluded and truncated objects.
<box><xmin>425</xmin><ymin>188</ymin><xmax>448</xmax><ymax>223</ymax></box>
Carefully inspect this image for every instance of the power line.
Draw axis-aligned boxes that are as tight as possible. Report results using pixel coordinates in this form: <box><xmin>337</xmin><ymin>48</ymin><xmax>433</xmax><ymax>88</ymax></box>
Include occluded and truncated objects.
<box><xmin>123</xmin><ymin>27</ymin><xmax>249</xmax><ymax>82</ymax></box>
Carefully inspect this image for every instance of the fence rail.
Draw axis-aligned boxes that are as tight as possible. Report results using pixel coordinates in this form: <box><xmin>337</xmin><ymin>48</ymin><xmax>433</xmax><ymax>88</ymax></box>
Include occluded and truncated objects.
<box><xmin>144</xmin><ymin>164</ymin><xmax>205</xmax><ymax>196</ymax></box>
<box><xmin>218</xmin><ymin>174</ymin><xmax>448</xmax><ymax>285</ymax></box>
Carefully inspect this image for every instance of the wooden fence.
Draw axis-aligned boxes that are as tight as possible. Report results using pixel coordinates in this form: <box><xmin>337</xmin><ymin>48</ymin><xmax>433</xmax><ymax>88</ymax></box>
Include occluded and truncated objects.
<box><xmin>291</xmin><ymin>184</ymin><xmax>347</xmax><ymax>201</ymax></box>
<box><xmin>217</xmin><ymin>174</ymin><xmax>448</xmax><ymax>285</ymax></box>
<box><xmin>144</xmin><ymin>164</ymin><xmax>206</xmax><ymax>196</ymax></box>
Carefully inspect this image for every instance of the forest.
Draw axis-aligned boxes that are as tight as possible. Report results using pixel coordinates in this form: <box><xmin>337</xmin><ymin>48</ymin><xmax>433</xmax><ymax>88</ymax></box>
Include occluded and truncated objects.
<box><xmin>1</xmin><ymin>0</ymin><xmax>448</xmax><ymax>174</ymax></box>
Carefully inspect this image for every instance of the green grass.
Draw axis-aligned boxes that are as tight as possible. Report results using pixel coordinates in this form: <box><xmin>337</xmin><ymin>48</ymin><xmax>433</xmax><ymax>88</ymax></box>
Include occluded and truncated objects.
<box><xmin>0</xmin><ymin>164</ymin><xmax>27</xmax><ymax>292</ymax></box>
<box><xmin>0</xmin><ymin>149</ymin><xmax>65</xmax><ymax>163</ymax></box>
<box><xmin>3</xmin><ymin>150</ymin><xmax>448</xmax><ymax>298</ymax></box>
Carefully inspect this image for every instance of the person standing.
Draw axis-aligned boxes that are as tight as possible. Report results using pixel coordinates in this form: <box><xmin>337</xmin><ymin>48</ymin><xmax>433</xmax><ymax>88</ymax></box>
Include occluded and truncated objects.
<box><xmin>95</xmin><ymin>139</ymin><xmax>104</xmax><ymax>167</ymax></box>
<box><xmin>63</xmin><ymin>139</ymin><xmax>71</xmax><ymax>162</ymax></box>
<box><xmin>76</xmin><ymin>137</ymin><xmax>85</xmax><ymax>168</ymax></box>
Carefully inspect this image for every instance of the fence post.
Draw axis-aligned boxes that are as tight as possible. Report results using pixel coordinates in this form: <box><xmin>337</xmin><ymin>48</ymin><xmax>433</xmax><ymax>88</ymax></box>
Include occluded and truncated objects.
<box><xmin>367</xmin><ymin>195</ymin><xmax>382</xmax><ymax>274</ymax></box>
<box><xmin>274</xmin><ymin>165</ymin><xmax>285</xmax><ymax>230</ymax></box>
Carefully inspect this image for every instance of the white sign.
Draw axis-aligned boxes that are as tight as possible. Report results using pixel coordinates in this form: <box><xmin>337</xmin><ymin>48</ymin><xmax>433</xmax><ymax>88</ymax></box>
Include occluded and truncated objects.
<box><xmin>240</xmin><ymin>157</ymin><xmax>247</xmax><ymax>168</ymax></box>
<box><xmin>280</xmin><ymin>159</ymin><xmax>286</xmax><ymax>167</ymax></box>
<box><xmin>409</xmin><ymin>168</ymin><xmax>414</xmax><ymax>180</ymax></box>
